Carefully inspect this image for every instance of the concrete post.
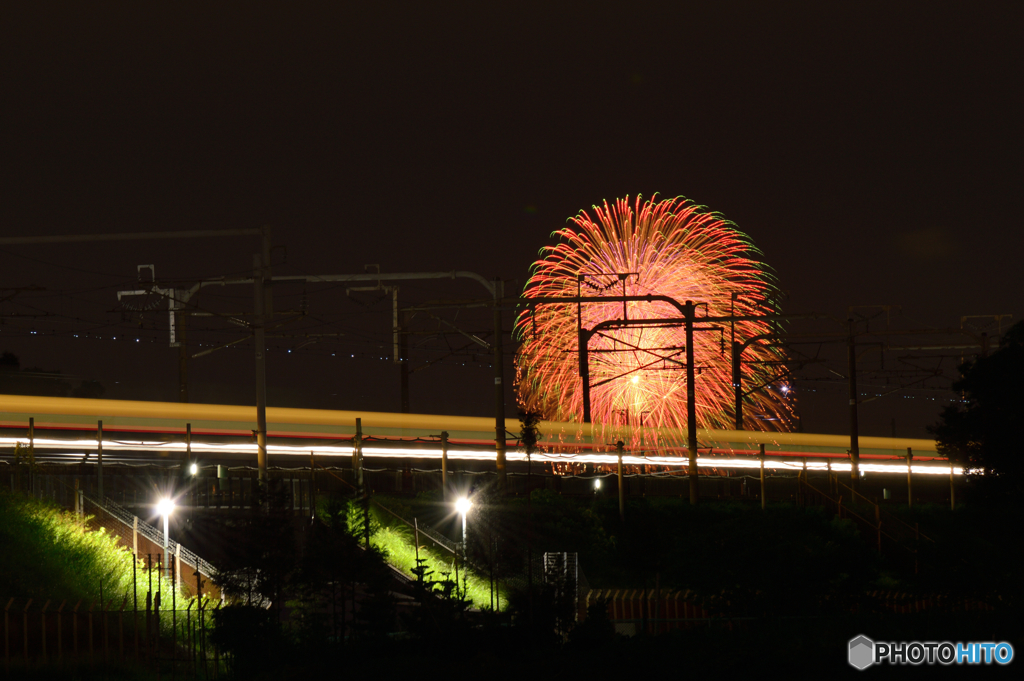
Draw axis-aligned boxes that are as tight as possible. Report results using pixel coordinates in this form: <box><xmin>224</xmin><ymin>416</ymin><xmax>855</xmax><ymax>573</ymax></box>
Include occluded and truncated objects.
<box><xmin>950</xmin><ymin>460</ymin><xmax>956</xmax><ymax>510</ymax></box>
<box><xmin>906</xmin><ymin>447</ymin><xmax>913</xmax><ymax>508</ymax></box>
<box><xmin>97</xmin><ymin>420</ymin><xmax>104</xmax><ymax>500</ymax></box>
<box><xmin>847</xmin><ymin>320</ymin><xmax>860</xmax><ymax>488</ymax></box>
<box><xmin>616</xmin><ymin>440</ymin><xmax>625</xmax><ymax>522</ymax></box>
<box><xmin>440</xmin><ymin>431</ymin><xmax>449</xmax><ymax>503</ymax></box>
<box><xmin>685</xmin><ymin>301</ymin><xmax>698</xmax><ymax>505</ymax></box>
<box><xmin>493</xmin><ymin>279</ymin><xmax>507</xmax><ymax>492</ymax></box>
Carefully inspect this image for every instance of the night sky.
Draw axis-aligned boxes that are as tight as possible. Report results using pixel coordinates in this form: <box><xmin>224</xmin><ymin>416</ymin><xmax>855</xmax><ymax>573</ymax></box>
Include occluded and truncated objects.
<box><xmin>1</xmin><ymin>2</ymin><xmax>1020</xmax><ymax>438</ymax></box>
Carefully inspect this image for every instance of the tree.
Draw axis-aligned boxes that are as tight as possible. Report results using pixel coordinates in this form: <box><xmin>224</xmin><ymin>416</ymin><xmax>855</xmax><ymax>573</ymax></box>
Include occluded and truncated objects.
<box><xmin>931</xmin><ymin>321</ymin><xmax>1024</xmax><ymax>502</ymax></box>
<box><xmin>212</xmin><ymin>483</ymin><xmax>297</xmax><ymax>612</ymax></box>
<box><xmin>0</xmin><ymin>351</ymin><xmax>106</xmax><ymax>398</ymax></box>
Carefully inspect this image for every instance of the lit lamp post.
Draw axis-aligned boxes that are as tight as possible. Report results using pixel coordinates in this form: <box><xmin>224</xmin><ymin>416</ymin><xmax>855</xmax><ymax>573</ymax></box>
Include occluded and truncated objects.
<box><xmin>188</xmin><ymin>463</ymin><xmax>198</xmax><ymax>526</ymax></box>
<box><xmin>455</xmin><ymin>497</ymin><xmax>472</xmax><ymax>562</ymax></box>
<box><xmin>156</xmin><ymin>497</ymin><xmax>175</xmax><ymax>571</ymax></box>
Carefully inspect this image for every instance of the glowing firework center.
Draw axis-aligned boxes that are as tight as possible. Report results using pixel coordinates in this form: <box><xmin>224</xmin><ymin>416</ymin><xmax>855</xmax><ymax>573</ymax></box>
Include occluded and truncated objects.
<box><xmin>515</xmin><ymin>196</ymin><xmax>793</xmax><ymax>452</ymax></box>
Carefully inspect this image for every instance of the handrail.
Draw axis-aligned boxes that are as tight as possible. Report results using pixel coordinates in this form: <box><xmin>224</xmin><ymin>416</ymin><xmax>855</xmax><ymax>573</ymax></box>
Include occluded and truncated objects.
<box><xmin>312</xmin><ymin>462</ymin><xmax>459</xmax><ymax>556</ymax></box>
<box><xmin>38</xmin><ymin>474</ymin><xmax>219</xmax><ymax>579</ymax></box>
<box><xmin>801</xmin><ymin>478</ymin><xmax>931</xmax><ymax>560</ymax></box>
<box><xmin>80</xmin><ymin>492</ymin><xmax>218</xmax><ymax>579</ymax></box>
<box><xmin>832</xmin><ymin>479</ymin><xmax>934</xmax><ymax>542</ymax></box>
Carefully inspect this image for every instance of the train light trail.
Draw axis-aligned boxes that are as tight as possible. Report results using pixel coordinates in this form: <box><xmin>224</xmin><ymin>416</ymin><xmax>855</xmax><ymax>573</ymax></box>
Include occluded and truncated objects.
<box><xmin>0</xmin><ymin>434</ymin><xmax>962</xmax><ymax>475</ymax></box>
<box><xmin>516</xmin><ymin>195</ymin><xmax>793</xmax><ymax>449</ymax></box>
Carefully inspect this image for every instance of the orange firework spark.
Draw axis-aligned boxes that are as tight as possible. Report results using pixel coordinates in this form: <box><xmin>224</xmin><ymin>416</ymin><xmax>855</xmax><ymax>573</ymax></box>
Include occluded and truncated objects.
<box><xmin>515</xmin><ymin>195</ymin><xmax>794</xmax><ymax>451</ymax></box>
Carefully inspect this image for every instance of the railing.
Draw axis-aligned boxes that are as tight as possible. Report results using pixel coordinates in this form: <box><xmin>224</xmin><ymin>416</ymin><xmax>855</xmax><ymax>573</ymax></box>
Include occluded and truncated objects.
<box><xmin>799</xmin><ymin>476</ymin><xmax>932</xmax><ymax>573</ymax></box>
<box><xmin>371</xmin><ymin>497</ymin><xmax>460</xmax><ymax>556</ymax></box>
<box><xmin>832</xmin><ymin>478</ymin><xmax>934</xmax><ymax>543</ymax></box>
<box><xmin>82</xmin><ymin>493</ymin><xmax>218</xmax><ymax>582</ymax></box>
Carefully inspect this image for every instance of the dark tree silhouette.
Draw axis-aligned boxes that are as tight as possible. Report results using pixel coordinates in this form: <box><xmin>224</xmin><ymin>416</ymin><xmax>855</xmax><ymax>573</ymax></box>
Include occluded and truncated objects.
<box><xmin>931</xmin><ymin>321</ymin><xmax>1024</xmax><ymax>502</ymax></box>
<box><xmin>0</xmin><ymin>351</ymin><xmax>105</xmax><ymax>398</ymax></box>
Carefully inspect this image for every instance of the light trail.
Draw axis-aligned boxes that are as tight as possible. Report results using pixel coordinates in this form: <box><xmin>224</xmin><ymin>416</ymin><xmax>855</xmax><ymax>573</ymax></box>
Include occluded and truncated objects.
<box><xmin>0</xmin><ymin>436</ymin><xmax>962</xmax><ymax>476</ymax></box>
<box><xmin>0</xmin><ymin>394</ymin><xmax>942</xmax><ymax>457</ymax></box>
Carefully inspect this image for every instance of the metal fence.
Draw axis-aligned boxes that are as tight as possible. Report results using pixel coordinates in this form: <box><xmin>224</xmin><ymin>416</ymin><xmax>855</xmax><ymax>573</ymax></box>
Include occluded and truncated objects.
<box><xmin>3</xmin><ymin>594</ymin><xmax>223</xmax><ymax>676</ymax></box>
<box><xmin>83</xmin><ymin>493</ymin><xmax>217</xmax><ymax>583</ymax></box>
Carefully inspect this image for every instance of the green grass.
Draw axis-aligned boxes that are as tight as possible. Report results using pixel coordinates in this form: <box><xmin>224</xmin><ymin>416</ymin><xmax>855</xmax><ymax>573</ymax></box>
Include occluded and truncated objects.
<box><xmin>0</xmin><ymin>491</ymin><xmax>214</xmax><ymax>631</ymax></box>
<box><xmin>368</xmin><ymin>514</ymin><xmax>507</xmax><ymax>610</ymax></box>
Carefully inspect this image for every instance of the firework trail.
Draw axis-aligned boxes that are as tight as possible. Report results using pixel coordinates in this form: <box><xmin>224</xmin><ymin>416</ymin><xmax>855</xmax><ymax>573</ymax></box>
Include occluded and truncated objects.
<box><xmin>515</xmin><ymin>195</ymin><xmax>794</xmax><ymax>449</ymax></box>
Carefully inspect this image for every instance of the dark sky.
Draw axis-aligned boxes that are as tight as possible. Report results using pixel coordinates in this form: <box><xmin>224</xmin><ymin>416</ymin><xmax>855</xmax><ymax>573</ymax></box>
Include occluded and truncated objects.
<box><xmin>0</xmin><ymin>2</ymin><xmax>1020</xmax><ymax>438</ymax></box>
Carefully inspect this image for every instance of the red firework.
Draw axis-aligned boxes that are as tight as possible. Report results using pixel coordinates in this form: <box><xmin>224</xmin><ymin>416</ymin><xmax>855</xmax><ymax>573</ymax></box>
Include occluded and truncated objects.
<box><xmin>515</xmin><ymin>195</ymin><xmax>794</xmax><ymax>447</ymax></box>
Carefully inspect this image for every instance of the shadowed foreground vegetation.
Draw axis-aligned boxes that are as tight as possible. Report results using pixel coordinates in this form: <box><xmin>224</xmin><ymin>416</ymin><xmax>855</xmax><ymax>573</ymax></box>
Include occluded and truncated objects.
<box><xmin>375</xmin><ymin>489</ymin><xmax>1024</xmax><ymax>611</ymax></box>
<box><xmin>3</xmin><ymin>487</ymin><xmax>1021</xmax><ymax>678</ymax></box>
<box><xmin>0</xmin><ymin>490</ymin><xmax>215</xmax><ymax>679</ymax></box>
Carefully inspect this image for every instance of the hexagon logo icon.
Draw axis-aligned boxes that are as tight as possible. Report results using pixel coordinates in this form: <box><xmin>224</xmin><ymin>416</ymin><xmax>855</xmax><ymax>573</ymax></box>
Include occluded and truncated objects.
<box><xmin>849</xmin><ymin>635</ymin><xmax>875</xmax><ymax>670</ymax></box>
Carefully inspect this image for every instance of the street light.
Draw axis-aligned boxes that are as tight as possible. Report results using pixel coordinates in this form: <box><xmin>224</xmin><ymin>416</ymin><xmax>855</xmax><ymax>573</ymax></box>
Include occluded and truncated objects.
<box><xmin>189</xmin><ymin>462</ymin><xmax>198</xmax><ymax>476</ymax></box>
<box><xmin>455</xmin><ymin>497</ymin><xmax>472</xmax><ymax>561</ymax></box>
<box><xmin>156</xmin><ymin>497</ymin><xmax>175</xmax><ymax>571</ymax></box>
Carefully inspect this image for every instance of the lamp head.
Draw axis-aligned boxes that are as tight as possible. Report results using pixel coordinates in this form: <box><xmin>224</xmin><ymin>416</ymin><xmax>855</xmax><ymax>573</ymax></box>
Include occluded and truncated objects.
<box><xmin>156</xmin><ymin>497</ymin><xmax>175</xmax><ymax>517</ymax></box>
<box><xmin>189</xmin><ymin>462</ymin><xmax>198</xmax><ymax>476</ymax></box>
<box><xmin>455</xmin><ymin>497</ymin><xmax>472</xmax><ymax>515</ymax></box>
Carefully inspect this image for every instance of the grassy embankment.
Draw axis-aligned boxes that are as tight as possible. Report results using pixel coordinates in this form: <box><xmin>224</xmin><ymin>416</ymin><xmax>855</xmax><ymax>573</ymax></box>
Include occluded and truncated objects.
<box><xmin>364</xmin><ymin>503</ymin><xmax>507</xmax><ymax>610</ymax></box>
<box><xmin>0</xmin><ymin>490</ymin><xmax>214</xmax><ymax>622</ymax></box>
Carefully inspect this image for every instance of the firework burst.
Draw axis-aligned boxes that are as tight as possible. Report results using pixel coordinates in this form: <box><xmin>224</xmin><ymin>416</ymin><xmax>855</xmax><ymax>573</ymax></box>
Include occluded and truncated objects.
<box><xmin>515</xmin><ymin>195</ymin><xmax>794</xmax><ymax>449</ymax></box>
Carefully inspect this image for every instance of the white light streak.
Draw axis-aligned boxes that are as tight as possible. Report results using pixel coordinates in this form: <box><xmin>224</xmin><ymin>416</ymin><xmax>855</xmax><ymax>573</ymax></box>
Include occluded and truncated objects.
<box><xmin>0</xmin><ymin>436</ymin><xmax>964</xmax><ymax>475</ymax></box>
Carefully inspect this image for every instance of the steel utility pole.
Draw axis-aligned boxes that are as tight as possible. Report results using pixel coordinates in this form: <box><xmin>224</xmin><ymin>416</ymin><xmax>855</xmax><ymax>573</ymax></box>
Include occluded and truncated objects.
<box><xmin>616</xmin><ymin>440</ymin><xmax>625</xmax><ymax>521</ymax></box>
<box><xmin>440</xmin><ymin>431</ymin><xmax>449</xmax><ymax>503</ymax></box>
<box><xmin>96</xmin><ymin>420</ymin><xmax>104</xmax><ymax>499</ymax></box>
<box><xmin>684</xmin><ymin>301</ymin><xmax>699</xmax><ymax>505</ymax></box>
<box><xmin>759</xmin><ymin>443</ymin><xmax>766</xmax><ymax>510</ymax></box>
<box><xmin>119</xmin><ymin>268</ymin><xmax>194</xmax><ymax>403</ymax></box>
<box><xmin>530</xmin><ymin>295</ymin><xmax>808</xmax><ymax>425</ymax></box>
<box><xmin>178</xmin><ymin>268</ymin><xmax>501</xmax><ymax>483</ymax></box>
<box><xmin>847</xmin><ymin>319</ymin><xmax>861</xmax><ymax>487</ymax></box>
<box><xmin>355</xmin><ymin>418</ymin><xmax>369</xmax><ymax>549</ymax></box>
<box><xmin>399</xmin><ymin>307</ymin><xmax>410</xmax><ymax>413</ymax></box>
<box><xmin>906</xmin><ymin>447</ymin><xmax>913</xmax><ymax>508</ymax></box>
<box><xmin>253</xmin><ymin>227</ymin><xmax>272</xmax><ymax>489</ymax></box>
<box><xmin>177</xmin><ymin>303</ymin><xmax>188</xmax><ymax>403</ymax></box>
<box><xmin>527</xmin><ymin>294</ymin><xmax>813</xmax><ymax>506</ymax></box>
<box><xmin>1</xmin><ymin>227</ymin><xmax>267</xmax><ymax>476</ymax></box>
<box><xmin>493</xmin><ymin>279</ymin><xmax>507</xmax><ymax>492</ymax></box>
<box><xmin>732</xmin><ymin>341</ymin><xmax>743</xmax><ymax>430</ymax></box>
